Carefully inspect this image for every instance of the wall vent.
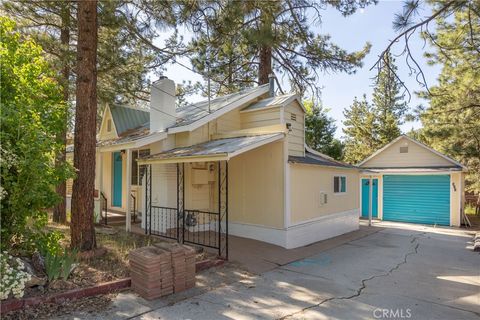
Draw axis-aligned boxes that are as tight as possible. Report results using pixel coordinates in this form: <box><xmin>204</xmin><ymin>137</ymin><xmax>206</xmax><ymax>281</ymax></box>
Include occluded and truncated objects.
<box><xmin>399</xmin><ymin>146</ymin><xmax>409</xmax><ymax>153</ymax></box>
<box><xmin>291</xmin><ymin>113</ymin><xmax>297</xmax><ymax>121</ymax></box>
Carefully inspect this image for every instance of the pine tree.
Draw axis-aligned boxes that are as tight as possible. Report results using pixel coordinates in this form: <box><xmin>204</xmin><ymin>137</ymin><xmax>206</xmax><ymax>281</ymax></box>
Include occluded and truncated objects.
<box><xmin>342</xmin><ymin>95</ymin><xmax>379</xmax><ymax>164</ymax></box>
<box><xmin>70</xmin><ymin>0</ymin><xmax>98</xmax><ymax>251</ymax></box>
<box><xmin>177</xmin><ymin>0</ymin><xmax>374</xmax><ymax>95</ymax></box>
<box><xmin>304</xmin><ymin>100</ymin><xmax>343</xmax><ymax>160</ymax></box>
<box><xmin>419</xmin><ymin>4</ymin><xmax>480</xmax><ymax>192</ymax></box>
<box><xmin>372</xmin><ymin>52</ymin><xmax>407</xmax><ymax>145</ymax></box>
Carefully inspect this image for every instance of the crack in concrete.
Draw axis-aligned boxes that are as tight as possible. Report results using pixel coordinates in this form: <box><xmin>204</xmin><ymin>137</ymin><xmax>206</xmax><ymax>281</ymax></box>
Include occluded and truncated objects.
<box><xmin>278</xmin><ymin>233</ymin><xmax>425</xmax><ymax>320</ymax></box>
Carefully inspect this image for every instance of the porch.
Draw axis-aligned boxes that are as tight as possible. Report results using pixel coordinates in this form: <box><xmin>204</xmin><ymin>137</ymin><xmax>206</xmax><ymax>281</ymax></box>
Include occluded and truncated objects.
<box><xmin>138</xmin><ymin>133</ymin><xmax>285</xmax><ymax>260</ymax></box>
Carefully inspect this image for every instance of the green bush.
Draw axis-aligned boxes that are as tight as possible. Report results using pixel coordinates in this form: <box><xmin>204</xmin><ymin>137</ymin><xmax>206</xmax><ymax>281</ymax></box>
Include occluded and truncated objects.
<box><xmin>35</xmin><ymin>230</ymin><xmax>64</xmax><ymax>257</ymax></box>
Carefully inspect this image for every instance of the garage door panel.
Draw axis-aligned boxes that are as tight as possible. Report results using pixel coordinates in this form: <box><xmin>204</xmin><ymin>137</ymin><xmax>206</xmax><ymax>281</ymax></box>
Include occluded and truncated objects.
<box><xmin>383</xmin><ymin>175</ymin><xmax>450</xmax><ymax>226</ymax></box>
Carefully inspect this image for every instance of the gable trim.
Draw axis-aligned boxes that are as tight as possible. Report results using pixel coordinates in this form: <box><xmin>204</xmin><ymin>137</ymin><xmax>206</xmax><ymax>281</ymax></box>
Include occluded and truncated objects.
<box><xmin>98</xmin><ymin>105</ymin><xmax>118</xmax><ymax>139</ymax></box>
<box><xmin>168</xmin><ymin>85</ymin><xmax>270</xmax><ymax>134</ymax></box>
<box><xmin>358</xmin><ymin>135</ymin><xmax>466</xmax><ymax>169</ymax></box>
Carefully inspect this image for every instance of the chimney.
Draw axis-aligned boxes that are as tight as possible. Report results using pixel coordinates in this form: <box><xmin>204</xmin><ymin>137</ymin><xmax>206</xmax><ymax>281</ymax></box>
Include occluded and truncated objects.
<box><xmin>268</xmin><ymin>73</ymin><xmax>275</xmax><ymax>97</ymax></box>
<box><xmin>150</xmin><ymin>76</ymin><xmax>176</xmax><ymax>132</ymax></box>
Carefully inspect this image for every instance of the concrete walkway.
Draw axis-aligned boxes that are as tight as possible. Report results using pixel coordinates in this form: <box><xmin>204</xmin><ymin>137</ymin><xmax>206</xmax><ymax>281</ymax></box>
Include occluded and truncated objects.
<box><xmin>67</xmin><ymin>222</ymin><xmax>480</xmax><ymax>319</ymax></box>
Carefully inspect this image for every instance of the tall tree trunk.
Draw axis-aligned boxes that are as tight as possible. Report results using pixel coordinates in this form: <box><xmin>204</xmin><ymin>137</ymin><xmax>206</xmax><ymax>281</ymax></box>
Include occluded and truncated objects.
<box><xmin>53</xmin><ymin>2</ymin><xmax>70</xmax><ymax>224</ymax></box>
<box><xmin>258</xmin><ymin>45</ymin><xmax>272</xmax><ymax>85</ymax></box>
<box><xmin>71</xmin><ymin>0</ymin><xmax>97</xmax><ymax>250</ymax></box>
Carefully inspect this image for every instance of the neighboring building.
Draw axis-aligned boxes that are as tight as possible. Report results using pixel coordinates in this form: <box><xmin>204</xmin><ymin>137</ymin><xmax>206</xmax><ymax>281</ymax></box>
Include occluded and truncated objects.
<box><xmin>93</xmin><ymin>76</ymin><xmax>361</xmax><ymax>256</ymax></box>
<box><xmin>358</xmin><ymin>135</ymin><xmax>466</xmax><ymax>227</ymax></box>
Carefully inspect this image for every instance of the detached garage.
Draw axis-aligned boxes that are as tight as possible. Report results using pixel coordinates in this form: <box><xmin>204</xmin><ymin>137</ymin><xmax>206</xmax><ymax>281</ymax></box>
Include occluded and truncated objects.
<box><xmin>359</xmin><ymin>135</ymin><xmax>466</xmax><ymax>227</ymax></box>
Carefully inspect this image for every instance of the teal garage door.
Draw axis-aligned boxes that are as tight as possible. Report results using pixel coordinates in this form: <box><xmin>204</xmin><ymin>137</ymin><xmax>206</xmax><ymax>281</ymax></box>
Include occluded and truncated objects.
<box><xmin>383</xmin><ymin>175</ymin><xmax>450</xmax><ymax>226</ymax></box>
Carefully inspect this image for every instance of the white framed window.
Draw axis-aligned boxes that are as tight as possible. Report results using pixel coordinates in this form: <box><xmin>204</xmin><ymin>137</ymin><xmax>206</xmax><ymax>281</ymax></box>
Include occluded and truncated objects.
<box><xmin>334</xmin><ymin>176</ymin><xmax>347</xmax><ymax>193</ymax></box>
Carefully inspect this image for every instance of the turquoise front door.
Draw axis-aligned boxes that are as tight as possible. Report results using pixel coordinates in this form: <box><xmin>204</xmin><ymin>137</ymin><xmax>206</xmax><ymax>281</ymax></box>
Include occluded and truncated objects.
<box><xmin>112</xmin><ymin>152</ymin><xmax>122</xmax><ymax>207</ymax></box>
<box><xmin>361</xmin><ymin>178</ymin><xmax>378</xmax><ymax>218</ymax></box>
<box><xmin>383</xmin><ymin>175</ymin><xmax>450</xmax><ymax>225</ymax></box>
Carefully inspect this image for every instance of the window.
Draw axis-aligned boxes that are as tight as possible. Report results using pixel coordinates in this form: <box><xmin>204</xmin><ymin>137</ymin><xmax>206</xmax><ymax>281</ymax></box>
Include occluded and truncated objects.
<box><xmin>131</xmin><ymin>149</ymin><xmax>150</xmax><ymax>185</ymax></box>
<box><xmin>399</xmin><ymin>146</ymin><xmax>409</xmax><ymax>153</ymax></box>
<box><xmin>107</xmin><ymin>119</ymin><xmax>112</xmax><ymax>132</ymax></box>
<box><xmin>334</xmin><ymin>176</ymin><xmax>347</xmax><ymax>193</ymax></box>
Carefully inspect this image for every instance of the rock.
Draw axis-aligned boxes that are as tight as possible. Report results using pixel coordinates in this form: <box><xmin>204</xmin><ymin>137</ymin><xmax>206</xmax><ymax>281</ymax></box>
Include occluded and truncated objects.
<box><xmin>32</xmin><ymin>252</ymin><xmax>46</xmax><ymax>274</ymax></box>
<box><xmin>26</xmin><ymin>275</ymin><xmax>47</xmax><ymax>288</ymax></box>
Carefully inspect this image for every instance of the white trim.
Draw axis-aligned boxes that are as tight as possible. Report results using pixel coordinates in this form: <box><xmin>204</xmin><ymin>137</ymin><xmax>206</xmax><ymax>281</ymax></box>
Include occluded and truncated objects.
<box><xmin>98</xmin><ymin>131</ymin><xmax>167</xmax><ymax>153</ymax></box>
<box><xmin>98</xmin><ymin>105</ymin><xmax>119</xmax><ymax>139</ymax></box>
<box><xmin>227</xmin><ymin>133</ymin><xmax>284</xmax><ymax>159</ymax></box>
<box><xmin>168</xmin><ymin>85</ymin><xmax>269</xmax><ymax>134</ymax></box>
<box><xmin>333</xmin><ymin>175</ymin><xmax>347</xmax><ymax>194</ymax></box>
<box><xmin>229</xmin><ymin>209</ymin><xmax>359</xmax><ymax>249</ymax></box>
<box><xmin>138</xmin><ymin>133</ymin><xmax>285</xmax><ymax>165</ymax></box>
<box><xmin>228</xmin><ymin>222</ymin><xmax>287</xmax><ymax>248</ymax></box>
<box><xmin>239</xmin><ymin>105</ymin><xmax>282</xmax><ymax>114</ymax></box>
<box><xmin>362</xmin><ymin>171</ymin><xmax>458</xmax><ymax>175</ymax></box>
<box><xmin>239</xmin><ymin>94</ymin><xmax>306</xmax><ymax>114</ymax></box>
<box><xmin>286</xmin><ymin>209</ymin><xmax>359</xmax><ymax>249</ymax></box>
<box><xmin>358</xmin><ymin>135</ymin><xmax>466</xmax><ymax>169</ymax></box>
<box><xmin>284</xmin><ymin>144</ymin><xmax>291</xmax><ymax>228</ymax></box>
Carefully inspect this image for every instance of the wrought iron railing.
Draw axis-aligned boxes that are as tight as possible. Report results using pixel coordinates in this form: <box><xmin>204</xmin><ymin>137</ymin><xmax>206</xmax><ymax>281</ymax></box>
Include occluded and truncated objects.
<box><xmin>183</xmin><ymin>209</ymin><xmax>221</xmax><ymax>250</ymax></box>
<box><xmin>149</xmin><ymin>206</ymin><xmax>179</xmax><ymax>240</ymax></box>
<box><xmin>130</xmin><ymin>193</ymin><xmax>137</xmax><ymax>223</ymax></box>
<box><xmin>100</xmin><ymin>192</ymin><xmax>107</xmax><ymax>225</ymax></box>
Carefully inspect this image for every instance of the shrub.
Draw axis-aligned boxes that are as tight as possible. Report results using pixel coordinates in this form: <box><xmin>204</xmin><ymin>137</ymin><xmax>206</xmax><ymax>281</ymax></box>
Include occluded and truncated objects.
<box><xmin>0</xmin><ymin>252</ymin><xmax>31</xmax><ymax>300</ymax></box>
<box><xmin>44</xmin><ymin>248</ymin><xmax>77</xmax><ymax>282</ymax></box>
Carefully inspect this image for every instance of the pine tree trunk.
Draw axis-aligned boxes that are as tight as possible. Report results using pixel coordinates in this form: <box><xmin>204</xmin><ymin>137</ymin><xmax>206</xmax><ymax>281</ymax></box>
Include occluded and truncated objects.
<box><xmin>53</xmin><ymin>3</ymin><xmax>70</xmax><ymax>224</ymax></box>
<box><xmin>258</xmin><ymin>45</ymin><xmax>272</xmax><ymax>85</ymax></box>
<box><xmin>71</xmin><ymin>0</ymin><xmax>97</xmax><ymax>251</ymax></box>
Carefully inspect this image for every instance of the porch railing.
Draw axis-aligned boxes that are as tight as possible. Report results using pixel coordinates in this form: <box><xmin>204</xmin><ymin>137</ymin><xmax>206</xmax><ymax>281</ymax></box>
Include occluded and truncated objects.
<box><xmin>100</xmin><ymin>192</ymin><xmax>108</xmax><ymax>225</ymax></box>
<box><xmin>149</xmin><ymin>206</ymin><xmax>179</xmax><ymax>240</ymax></box>
<box><xmin>183</xmin><ymin>209</ymin><xmax>221</xmax><ymax>250</ymax></box>
<box><xmin>130</xmin><ymin>193</ymin><xmax>137</xmax><ymax>223</ymax></box>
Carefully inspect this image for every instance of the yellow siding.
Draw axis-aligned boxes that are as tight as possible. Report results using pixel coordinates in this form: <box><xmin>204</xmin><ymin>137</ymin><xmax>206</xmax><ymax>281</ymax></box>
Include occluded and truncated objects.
<box><xmin>362</xmin><ymin>137</ymin><xmax>453</xmax><ymax>168</ymax></box>
<box><xmin>175</xmin><ymin>123</ymin><xmax>212</xmax><ymax>147</ymax></box>
<box><xmin>450</xmin><ymin>172</ymin><xmax>463</xmax><ymax>226</ymax></box>
<box><xmin>240</xmin><ymin>107</ymin><xmax>281</xmax><ymax>129</ymax></box>
<box><xmin>229</xmin><ymin>140</ymin><xmax>285</xmax><ymax>228</ymax></box>
<box><xmin>217</xmin><ymin>109</ymin><xmax>242</xmax><ymax>133</ymax></box>
<box><xmin>98</xmin><ymin>108</ymin><xmax>117</xmax><ymax>141</ymax></box>
<box><xmin>290</xmin><ymin>164</ymin><xmax>359</xmax><ymax>224</ymax></box>
<box><xmin>284</xmin><ymin>101</ymin><xmax>305</xmax><ymax>157</ymax></box>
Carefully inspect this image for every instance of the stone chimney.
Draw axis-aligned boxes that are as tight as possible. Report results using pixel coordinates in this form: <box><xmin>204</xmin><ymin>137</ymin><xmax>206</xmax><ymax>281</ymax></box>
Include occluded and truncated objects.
<box><xmin>150</xmin><ymin>76</ymin><xmax>176</xmax><ymax>132</ymax></box>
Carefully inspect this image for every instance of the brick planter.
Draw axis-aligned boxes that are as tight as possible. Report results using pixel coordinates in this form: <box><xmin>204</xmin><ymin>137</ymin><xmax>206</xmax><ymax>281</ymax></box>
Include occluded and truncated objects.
<box><xmin>1</xmin><ymin>257</ymin><xmax>225</xmax><ymax>314</ymax></box>
<box><xmin>0</xmin><ymin>278</ymin><xmax>131</xmax><ymax>315</ymax></box>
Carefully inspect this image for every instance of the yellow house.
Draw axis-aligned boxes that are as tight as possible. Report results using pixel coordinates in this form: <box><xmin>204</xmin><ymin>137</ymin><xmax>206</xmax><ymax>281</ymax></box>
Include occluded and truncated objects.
<box><xmin>358</xmin><ymin>135</ymin><xmax>467</xmax><ymax>227</ymax></box>
<box><xmin>93</xmin><ymin>76</ymin><xmax>361</xmax><ymax>257</ymax></box>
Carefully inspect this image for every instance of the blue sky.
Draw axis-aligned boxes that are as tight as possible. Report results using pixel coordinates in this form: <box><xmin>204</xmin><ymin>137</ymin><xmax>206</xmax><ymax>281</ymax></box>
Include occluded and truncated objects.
<box><xmin>158</xmin><ymin>1</ymin><xmax>441</xmax><ymax>139</ymax></box>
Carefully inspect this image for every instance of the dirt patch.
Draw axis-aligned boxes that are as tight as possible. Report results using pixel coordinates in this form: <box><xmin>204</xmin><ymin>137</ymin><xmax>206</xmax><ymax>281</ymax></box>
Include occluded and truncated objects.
<box><xmin>2</xmin><ymin>293</ymin><xmax>116</xmax><ymax>320</ymax></box>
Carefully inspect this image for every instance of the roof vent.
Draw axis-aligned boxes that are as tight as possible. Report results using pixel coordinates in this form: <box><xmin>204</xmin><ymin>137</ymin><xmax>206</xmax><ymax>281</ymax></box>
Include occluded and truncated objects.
<box><xmin>268</xmin><ymin>73</ymin><xmax>275</xmax><ymax>97</ymax></box>
<box><xmin>400</xmin><ymin>146</ymin><xmax>409</xmax><ymax>153</ymax></box>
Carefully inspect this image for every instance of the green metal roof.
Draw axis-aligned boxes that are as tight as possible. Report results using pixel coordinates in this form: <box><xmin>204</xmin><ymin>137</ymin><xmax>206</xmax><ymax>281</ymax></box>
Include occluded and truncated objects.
<box><xmin>110</xmin><ymin>105</ymin><xmax>149</xmax><ymax>136</ymax></box>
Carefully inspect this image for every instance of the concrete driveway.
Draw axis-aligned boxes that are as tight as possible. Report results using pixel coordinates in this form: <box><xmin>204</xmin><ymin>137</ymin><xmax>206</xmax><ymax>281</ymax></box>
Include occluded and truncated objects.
<box><xmin>133</xmin><ymin>222</ymin><xmax>479</xmax><ymax>320</ymax></box>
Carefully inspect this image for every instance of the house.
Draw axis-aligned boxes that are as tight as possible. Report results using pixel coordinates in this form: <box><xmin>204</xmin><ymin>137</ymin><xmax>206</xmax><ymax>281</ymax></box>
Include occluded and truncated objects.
<box><xmin>93</xmin><ymin>76</ymin><xmax>361</xmax><ymax>256</ymax></box>
<box><xmin>358</xmin><ymin>135</ymin><xmax>466</xmax><ymax>227</ymax></box>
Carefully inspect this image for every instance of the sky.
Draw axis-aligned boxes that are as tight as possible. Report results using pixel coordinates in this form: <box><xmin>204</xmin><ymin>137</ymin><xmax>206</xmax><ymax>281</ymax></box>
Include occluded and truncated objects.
<box><xmin>157</xmin><ymin>1</ymin><xmax>442</xmax><ymax>139</ymax></box>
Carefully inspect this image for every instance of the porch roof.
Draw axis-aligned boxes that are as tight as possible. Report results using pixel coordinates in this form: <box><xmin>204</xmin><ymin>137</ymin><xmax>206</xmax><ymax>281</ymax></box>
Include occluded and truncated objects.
<box><xmin>138</xmin><ymin>133</ymin><xmax>284</xmax><ymax>164</ymax></box>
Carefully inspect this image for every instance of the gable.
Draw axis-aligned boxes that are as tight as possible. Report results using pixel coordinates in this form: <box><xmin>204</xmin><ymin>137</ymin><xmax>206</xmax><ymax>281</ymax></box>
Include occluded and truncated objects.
<box><xmin>361</xmin><ymin>136</ymin><xmax>459</xmax><ymax>168</ymax></box>
<box><xmin>98</xmin><ymin>107</ymin><xmax>118</xmax><ymax>141</ymax></box>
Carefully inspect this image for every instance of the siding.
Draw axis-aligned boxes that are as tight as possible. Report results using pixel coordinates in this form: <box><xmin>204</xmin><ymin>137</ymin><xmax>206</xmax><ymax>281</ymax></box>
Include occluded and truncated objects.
<box><xmin>98</xmin><ymin>108</ymin><xmax>117</xmax><ymax>141</ymax></box>
<box><xmin>240</xmin><ymin>107</ymin><xmax>281</xmax><ymax>129</ymax></box>
<box><xmin>290</xmin><ymin>164</ymin><xmax>359</xmax><ymax>224</ymax></box>
<box><xmin>216</xmin><ymin>108</ymin><xmax>242</xmax><ymax>132</ymax></box>
<box><xmin>362</xmin><ymin>137</ymin><xmax>453</xmax><ymax>168</ymax></box>
<box><xmin>284</xmin><ymin>101</ymin><xmax>305</xmax><ymax>157</ymax></box>
<box><xmin>229</xmin><ymin>140</ymin><xmax>285</xmax><ymax>228</ymax></box>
